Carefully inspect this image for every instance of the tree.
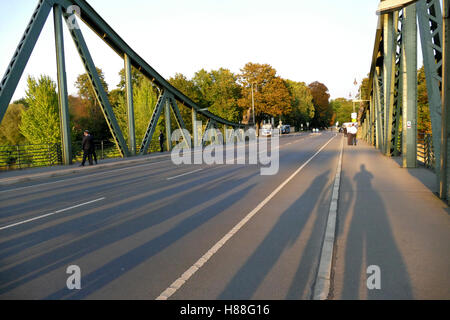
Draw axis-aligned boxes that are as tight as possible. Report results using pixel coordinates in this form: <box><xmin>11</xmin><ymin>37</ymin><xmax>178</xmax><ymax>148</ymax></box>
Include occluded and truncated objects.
<box><xmin>74</xmin><ymin>68</ymin><xmax>111</xmax><ymax>141</ymax></box>
<box><xmin>20</xmin><ymin>75</ymin><xmax>61</xmax><ymax>144</ymax></box>
<box><xmin>238</xmin><ymin>63</ymin><xmax>291</xmax><ymax>128</ymax></box>
<box><xmin>330</xmin><ymin>98</ymin><xmax>354</xmax><ymax>126</ymax></box>
<box><xmin>417</xmin><ymin>66</ymin><xmax>431</xmax><ymax>133</ymax></box>
<box><xmin>0</xmin><ymin>103</ymin><xmax>27</xmax><ymax>145</ymax></box>
<box><xmin>284</xmin><ymin>80</ymin><xmax>315</xmax><ymax>130</ymax></box>
<box><xmin>192</xmin><ymin>68</ymin><xmax>243</xmax><ymax>123</ymax></box>
<box><xmin>117</xmin><ymin>66</ymin><xmax>144</xmax><ymax>90</ymax></box>
<box><xmin>308</xmin><ymin>81</ymin><xmax>332</xmax><ymax>128</ymax></box>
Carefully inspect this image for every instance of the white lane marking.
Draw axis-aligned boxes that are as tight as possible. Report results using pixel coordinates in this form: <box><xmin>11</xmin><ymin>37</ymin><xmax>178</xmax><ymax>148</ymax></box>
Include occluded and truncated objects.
<box><xmin>312</xmin><ymin>135</ymin><xmax>344</xmax><ymax>300</ymax></box>
<box><xmin>156</xmin><ymin>134</ymin><xmax>337</xmax><ymax>300</ymax></box>
<box><xmin>0</xmin><ymin>197</ymin><xmax>105</xmax><ymax>231</ymax></box>
<box><xmin>166</xmin><ymin>168</ymin><xmax>204</xmax><ymax>181</ymax></box>
<box><xmin>0</xmin><ymin>160</ymin><xmax>170</xmax><ymax>194</ymax></box>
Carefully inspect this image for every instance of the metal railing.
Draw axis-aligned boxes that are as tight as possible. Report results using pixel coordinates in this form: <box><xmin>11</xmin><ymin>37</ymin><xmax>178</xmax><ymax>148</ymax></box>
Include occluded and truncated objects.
<box><xmin>417</xmin><ymin>132</ymin><xmax>435</xmax><ymax>169</ymax></box>
<box><xmin>0</xmin><ymin>143</ymin><xmax>62</xmax><ymax>170</ymax></box>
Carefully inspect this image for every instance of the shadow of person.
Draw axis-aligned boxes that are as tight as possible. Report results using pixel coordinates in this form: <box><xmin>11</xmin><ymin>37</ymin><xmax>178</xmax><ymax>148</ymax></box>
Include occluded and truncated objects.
<box><xmin>342</xmin><ymin>164</ymin><xmax>414</xmax><ymax>299</ymax></box>
<box><xmin>219</xmin><ymin>171</ymin><xmax>331</xmax><ymax>300</ymax></box>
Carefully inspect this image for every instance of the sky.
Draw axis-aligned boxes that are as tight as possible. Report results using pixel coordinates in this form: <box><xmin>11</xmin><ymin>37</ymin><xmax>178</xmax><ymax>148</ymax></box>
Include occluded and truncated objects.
<box><xmin>0</xmin><ymin>0</ymin><xmax>382</xmax><ymax>102</ymax></box>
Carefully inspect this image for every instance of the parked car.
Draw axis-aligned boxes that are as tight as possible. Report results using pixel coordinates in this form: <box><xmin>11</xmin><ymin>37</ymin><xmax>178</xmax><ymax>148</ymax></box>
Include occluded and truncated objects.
<box><xmin>280</xmin><ymin>125</ymin><xmax>290</xmax><ymax>134</ymax></box>
<box><xmin>261</xmin><ymin>124</ymin><xmax>273</xmax><ymax>137</ymax></box>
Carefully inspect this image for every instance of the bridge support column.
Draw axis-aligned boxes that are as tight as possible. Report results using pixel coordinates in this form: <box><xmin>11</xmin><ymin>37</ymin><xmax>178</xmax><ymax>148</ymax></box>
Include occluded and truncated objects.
<box><xmin>124</xmin><ymin>53</ymin><xmax>136</xmax><ymax>156</ymax></box>
<box><xmin>192</xmin><ymin>109</ymin><xmax>199</xmax><ymax>148</ymax></box>
<box><xmin>401</xmin><ymin>3</ymin><xmax>417</xmax><ymax>168</ymax></box>
<box><xmin>440</xmin><ymin>0</ymin><xmax>450</xmax><ymax>200</ymax></box>
<box><xmin>383</xmin><ymin>12</ymin><xmax>397</xmax><ymax>156</ymax></box>
<box><xmin>53</xmin><ymin>4</ymin><xmax>72</xmax><ymax>165</ymax></box>
<box><xmin>165</xmin><ymin>98</ymin><xmax>172</xmax><ymax>152</ymax></box>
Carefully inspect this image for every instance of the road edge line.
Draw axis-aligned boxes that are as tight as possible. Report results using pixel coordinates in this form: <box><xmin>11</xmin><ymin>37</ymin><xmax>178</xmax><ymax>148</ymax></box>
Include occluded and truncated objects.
<box><xmin>312</xmin><ymin>134</ymin><xmax>344</xmax><ymax>300</ymax></box>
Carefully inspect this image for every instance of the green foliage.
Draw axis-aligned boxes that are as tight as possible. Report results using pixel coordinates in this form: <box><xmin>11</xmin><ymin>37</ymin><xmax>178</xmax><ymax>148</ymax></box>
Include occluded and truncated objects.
<box><xmin>417</xmin><ymin>66</ymin><xmax>431</xmax><ymax>133</ymax></box>
<box><xmin>308</xmin><ymin>81</ymin><xmax>332</xmax><ymax>128</ymax></box>
<box><xmin>284</xmin><ymin>80</ymin><xmax>315</xmax><ymax>130</ymax></box>
<box><xmin>330</xmin><ymin>98</ymin><xmax>354</xmax><ymax>126</ymax></box>
<box><xmin>0</xmin><ymin>104</ymin><xmax>27</xmax><ymax>145</ymax></box>
<box><xmin>19</xmin><ymin>75</ymin><xmax>61</xmax><ymax>144</ymax></box>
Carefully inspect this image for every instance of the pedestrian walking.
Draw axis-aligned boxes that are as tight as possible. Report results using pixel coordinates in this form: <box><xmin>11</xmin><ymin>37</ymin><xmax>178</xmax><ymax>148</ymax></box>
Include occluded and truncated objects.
<box><xmin>159</xmin><ymin>131</ymin><xmax>165</xmax><ymax>152</ymax></box>
<box><xmin>347</xmin><ymin>123</ymin><xmax>358</xmax><ymax>146</ymax></box>
<box><xmin>80</xmin><ymin>130</ymin><xmax>94</xmax><ymax>166</ymax></box>
<box><xmin>89</xmin><ymin>132</ymin><xmax>98</xmax><ymax>164</ymax></box>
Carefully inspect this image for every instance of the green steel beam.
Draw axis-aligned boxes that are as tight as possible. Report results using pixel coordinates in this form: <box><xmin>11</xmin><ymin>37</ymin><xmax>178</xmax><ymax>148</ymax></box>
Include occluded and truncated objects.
<box><xmin>169</xmin><ymin>96</ymin><xmax>191</xmax><ymax>149</ymax></box>
<box><xmin>440</xmin><ymin>0</ymin><xmax>450</xmax><ymax>200</ymax></box>
<box><xmin>0</xmin><ymin>0</ymin><xmax>53</xmax><ymax>124</ymax></box>
<box><xmin>374</xmin><ymin>71</ymin><xmax>385</xmax><ymax>150</ymax></box>
<box><xmin>53</xmin><ymin>4</ymin><xmax>72</xmax><ymax>165</ymax></box>
<box><xmin>54</xmin><ymin>0</ymin><xmax>243</xmax><ymax>129</ymax></box>
<box><xmin>63</xmin><ymin>11</ymin><xmax>129</xmax><ymax>157</ymax></box>
<box><xmin>164</xmin><ymin>98</ymin><xmax>172</xmax><ymax>152</ymax></box>
<box><xmin>124</xmin><ymin>53</ymin><xmax>136</xmax><ymax>155</ymax></box>
<box><xmin>417</xmin><ymin>0</ymin><xmax>442</xmax><ymax>177</ymax></box>
<box><xmin>139</xmin><ymin>91</ymin><xmax>167</xmax><ymax>155</ymax></box>
<box><xmin>384</xmin><ymin>12</ymin><xmax>397</xmax><ymax>156</ymax></box>
<box><xmin>401</xmin><ymin>3</ymin><xmax>418</xmax><ymax>168</ymax></box>
<box><xmin>192</xmin><ymin>108</ymin><xmax>199</xmax><ymax>148</ymax></box>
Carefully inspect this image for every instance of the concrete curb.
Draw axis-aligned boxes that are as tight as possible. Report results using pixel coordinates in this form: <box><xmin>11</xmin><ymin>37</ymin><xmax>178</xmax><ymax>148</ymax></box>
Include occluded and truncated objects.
<box><xmin>312</xmin><ymin>135</ymin><xmax>344</xmax><ymax>300</ymax></box>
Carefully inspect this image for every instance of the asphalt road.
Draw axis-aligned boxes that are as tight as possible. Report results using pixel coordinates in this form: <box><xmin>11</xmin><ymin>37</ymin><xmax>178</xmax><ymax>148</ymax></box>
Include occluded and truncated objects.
<box><xmin>0</xmin><ymin>132</ymin><xmax>342</xmax><ymax>299</ymax></box>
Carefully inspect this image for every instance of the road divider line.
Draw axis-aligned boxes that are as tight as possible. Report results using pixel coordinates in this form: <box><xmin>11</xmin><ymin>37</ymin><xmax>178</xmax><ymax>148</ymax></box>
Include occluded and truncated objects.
<box><xmin>156</xmin><ymin>134</ymin><xmax>337</xmax><ymax>300</ymax></box>
<box><xmin>312</xmin><ymin>135</ymin><xmax>344</xmax><ymax>300</ymax></box>
<box><xmin>166</xmin><ymin>168</ymin><xmax>204</xmax><ymax>181</ymax></box>
<box><xmin>0</xmin><ymin>197</ymin><xmax>106</xmax><ymax>231</ymax></box>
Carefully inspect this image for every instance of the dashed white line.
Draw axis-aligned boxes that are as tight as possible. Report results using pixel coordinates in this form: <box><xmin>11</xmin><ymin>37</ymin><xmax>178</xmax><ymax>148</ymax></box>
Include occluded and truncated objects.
<box><xmin>166</xmin><ymin>168</ymin><xmax>204</xmax><ymax>180</ymax></box>
<box><xmin>0</xmin><ymin>197</ymin><xmax>106</xmax><ymax>231</ymax></box>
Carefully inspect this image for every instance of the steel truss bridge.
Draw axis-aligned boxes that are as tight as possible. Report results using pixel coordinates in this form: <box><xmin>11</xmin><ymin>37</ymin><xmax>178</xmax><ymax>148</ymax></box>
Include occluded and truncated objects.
<box><xmin>0</xmin><ymin>0</ymin><xmax>245</xmax><ymax>165</ymax></box>
<box><xmin>359</xmin><ymin>0</ymin><xmax>450</xmax><ymax>202</ymax></box>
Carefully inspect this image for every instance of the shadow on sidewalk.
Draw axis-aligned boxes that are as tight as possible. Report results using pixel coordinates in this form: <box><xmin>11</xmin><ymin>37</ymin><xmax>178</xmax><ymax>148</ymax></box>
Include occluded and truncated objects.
<box><xmin>340</xmin><ymin>164</ymin><xmax>414</xmax><ymax>299</ymax></box>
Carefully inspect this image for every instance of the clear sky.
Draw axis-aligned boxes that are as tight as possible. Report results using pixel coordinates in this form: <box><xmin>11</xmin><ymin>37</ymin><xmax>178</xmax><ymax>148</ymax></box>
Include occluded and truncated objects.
<box><xmin>0</xmin><ymin>0</ymin><xmax>381</xmax><ymax>102</ymax></box>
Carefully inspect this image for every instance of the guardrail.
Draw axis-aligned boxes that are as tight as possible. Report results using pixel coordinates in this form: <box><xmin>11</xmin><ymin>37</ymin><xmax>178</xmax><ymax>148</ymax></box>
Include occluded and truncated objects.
<box><xmin>417</xmin><ymin>132</ymin><xmax>434</xmax><ymax>169</ymax></box>
<box><xmin>0</xmin><ymin>143</ymin><xmax>62</xmax><ymax>170</ymax></box>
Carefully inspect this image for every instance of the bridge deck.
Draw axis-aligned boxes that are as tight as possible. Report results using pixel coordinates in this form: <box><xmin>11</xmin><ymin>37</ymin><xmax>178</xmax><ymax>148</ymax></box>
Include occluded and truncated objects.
<box><xmin>0</xmin><ymin>132</ymin><xmax>448</xmax><ymax>300</ymax></box>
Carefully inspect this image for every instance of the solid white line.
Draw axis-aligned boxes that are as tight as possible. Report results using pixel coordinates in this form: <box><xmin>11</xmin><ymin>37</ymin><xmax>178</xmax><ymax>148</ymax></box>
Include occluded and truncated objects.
<box><xmin>156</xmin><ymin>134</ymin><xmax>337</xmax><ymax>300</ymax></box>
<box><xmin>166</xmin><ymin>168</ymin><xmax>204</xmax><ymax>180</ymax></box>
<box><xmin>312</xmin><ymin>135</ymin><xmax>344</xmax><ymax>300</ymax></box>
<box><xmin>0</xmin><ymin>197</ymin><xmax>106</xmax><ymax>231</ymax></box>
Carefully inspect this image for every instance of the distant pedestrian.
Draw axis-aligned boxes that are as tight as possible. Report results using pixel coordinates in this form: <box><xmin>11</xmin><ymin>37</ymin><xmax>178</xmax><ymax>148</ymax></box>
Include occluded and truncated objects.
<box><xmin>347</xmin><ymin>123</ymin><xmax>358</xmax><ymax>146</ymax></box>
<box><xmin>80</xmin><ymin>130</ymin><xmax>94</xmax><ymax>166</ymax></box>
<box><xmin>89</xmin><ymin>132</ymin><xmax>98</xmax><ymax>164</ymax></box>
<box><xmin>159</xmin><ymin>131</ymin><xmax>165</xmax><ymax>152</ymax></box>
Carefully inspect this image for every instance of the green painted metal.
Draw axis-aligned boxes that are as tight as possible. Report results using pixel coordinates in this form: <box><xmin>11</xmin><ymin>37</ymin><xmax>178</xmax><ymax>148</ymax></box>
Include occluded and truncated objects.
<box><xmin>169</xmin><ymin>96</ymin><xmax>191</xmax><ymax>149</ymax></box>
<box><xmin>374</xmin><ymin>72</ymin><xmax>385</xmax><ymax>150</ymax></box>
<box><xmin>0</xmin><ymin>0</ymin><xmax>53</xmax><ymax>125</ymax></box>
<box><xmin>55</xmin><ymin>0</ymin><xmax>243</xmax><ymax>129</ymax></box>
<box><xmin>392</xmin><ymin>10</ymin><xmax>404</xmax><ymax>156</ymax></box>
<box><xmin>440</xmin><ymin>0</ymin><xmax>450</xmax><ymax>200</ymax></box>
<box><xmin>63</xmin><ymin>11</ymin><xmax>129</xmax><ymax>157</ymax></box>
<box><xmin>164</xmin><ymin>98</ymin><xmax>172</xmax><ymax>152</ymax></box>
<box><xmin>384</xmin><ymin>12</ymin><xmax>397</xmax><ymax>156</ymax></box>
<box><xmin>192</xmin><ymin>108</ymin><xmax>198</xmax><ymax>148</ymax></box>
<box><xmin>53</xmin><ymin>4</ymin><xmax>72</xmax><ymax>165</ymax></box>
<box><xmin>139</xmin><ymin>91</ymin><xmax>167</xmax><ymax>155</ymax></box>
<box><xmin>124</xmin><ymin>53</ymin><xmax>136</xmax><ymax>155</ymax></box>
<box><xmin>401</xmin><ymin>3</ymin><xmax>418</xmax><ymax>168</ymax></box>
<box><xmin>417</xmin><ymin>0</ymin><xmax>442</xmax><ymax>177</ymax></box>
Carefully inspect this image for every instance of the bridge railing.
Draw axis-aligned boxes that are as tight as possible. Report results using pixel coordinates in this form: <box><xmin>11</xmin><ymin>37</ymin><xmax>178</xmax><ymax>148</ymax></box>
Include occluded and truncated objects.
<box><xmin>0</xmin><ymin>143</ymin><xmax>62</xmax><ymax>171</ymax></box>
<box><xmin>417</xmin><ymin>132</ymin><xmax>435</xmax><ymax>169</ymax></box>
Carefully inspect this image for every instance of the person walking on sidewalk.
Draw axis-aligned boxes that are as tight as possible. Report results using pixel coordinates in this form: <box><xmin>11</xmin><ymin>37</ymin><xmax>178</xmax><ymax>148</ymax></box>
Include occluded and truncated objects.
<box><xmin>89</xmin><ymin>132</ymin><xmax>98</xmax><ymax>164</ymax></box>
<box><xmin>347</xmin><ymin>123</ymin><xmax>358</xmax><ymax>146</ymax></box>
<box><xmin>159</xmin><ymin>131</ymin><xmax>165</xmax><ymax>153</ymax></box>
<box><xmin>80</xmin><ymin>130</ymin><xmax>94</xmax><ymax>166</ymax></box>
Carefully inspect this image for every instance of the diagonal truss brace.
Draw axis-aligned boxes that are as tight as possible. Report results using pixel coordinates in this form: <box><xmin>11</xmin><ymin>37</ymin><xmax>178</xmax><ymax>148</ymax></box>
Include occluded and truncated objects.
<box><xmin>62</xmin><ymin>11</ymin><xmax>129</xmax><ymax>157</ymax></box>
<box><xmin>139</xmin><ymin>90</ymin><xmax>167</xmax><ymax>155</ymax></box>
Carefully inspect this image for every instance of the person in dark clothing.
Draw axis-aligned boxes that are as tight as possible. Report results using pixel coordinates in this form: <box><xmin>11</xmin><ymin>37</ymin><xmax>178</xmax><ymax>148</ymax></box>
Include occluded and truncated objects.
<box><xmin>159</xmin><ymin>131</ymin><xmax>165</xmax><ymax>152</ymax></box>
<box><xmin>89</xmin><ymin>133</ymin><xmax>98</xmax><ymax>164</ymax></box>
<box><xmin>80</xmin><ymin>130</ymin><xmax>94</xmax><ymax>166</ymax></box>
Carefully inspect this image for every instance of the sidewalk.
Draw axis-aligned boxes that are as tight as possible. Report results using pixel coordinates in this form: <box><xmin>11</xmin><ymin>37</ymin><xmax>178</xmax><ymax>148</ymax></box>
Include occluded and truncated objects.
<box><xmin>0</xmin><ymin>151</ymin><xmax>172</xmax><ymax>186</ymax></box>
<box><xmin>331</xmin><ymin>138</ymin><xmax>450</xmax><ymax>299</ymax></box>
